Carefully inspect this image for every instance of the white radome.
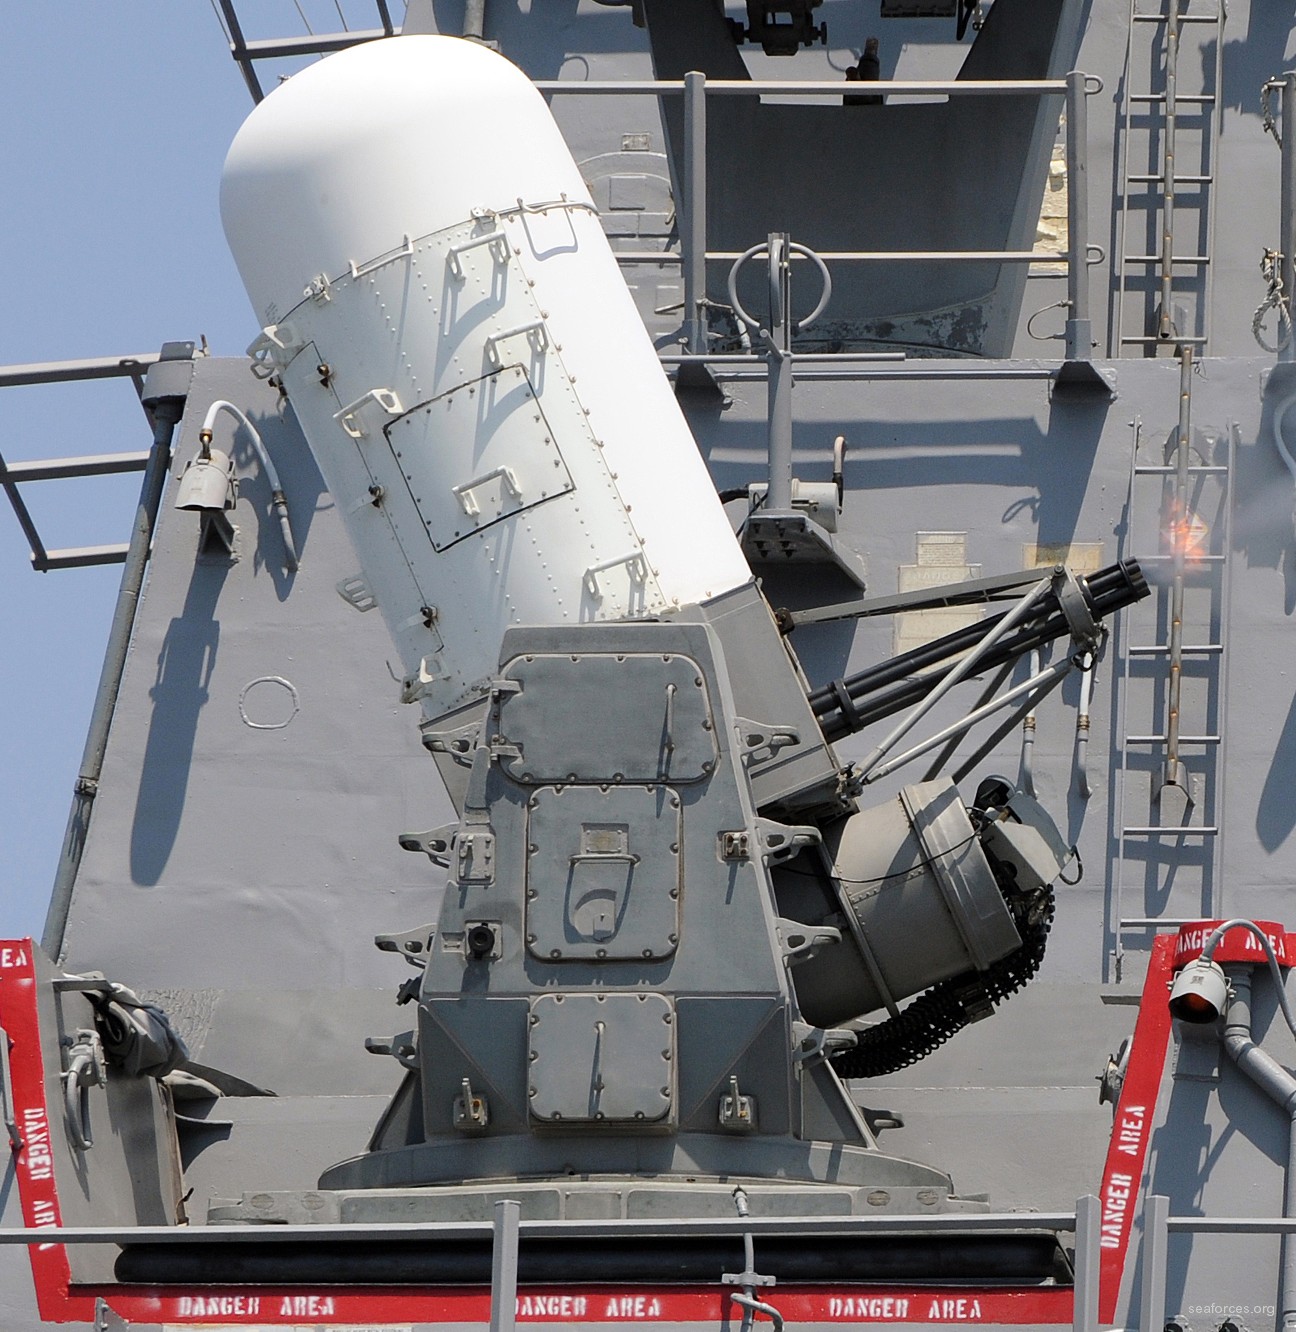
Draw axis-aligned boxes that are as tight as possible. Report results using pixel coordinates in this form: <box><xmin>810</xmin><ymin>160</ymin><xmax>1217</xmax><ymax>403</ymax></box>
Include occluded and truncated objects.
<box><xmin>221</xmin><ymin>34</ymin><xmax>750</xmax><ymax>719</ymax></box>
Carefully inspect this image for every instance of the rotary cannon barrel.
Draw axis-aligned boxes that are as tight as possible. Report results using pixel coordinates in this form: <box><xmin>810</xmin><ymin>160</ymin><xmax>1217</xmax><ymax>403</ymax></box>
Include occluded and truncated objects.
<box><xmin>809</xmin><ymin>559</ymin><xmax>1149</xmax><ymax>742</ymax></box>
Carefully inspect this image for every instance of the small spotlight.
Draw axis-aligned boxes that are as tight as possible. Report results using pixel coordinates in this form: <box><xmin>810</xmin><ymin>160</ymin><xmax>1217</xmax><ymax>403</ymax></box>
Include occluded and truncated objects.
<box><xmin>1168</xmin><ymin>956</ymin><xmax>1229</xmax><ymax>1024</ymax></box>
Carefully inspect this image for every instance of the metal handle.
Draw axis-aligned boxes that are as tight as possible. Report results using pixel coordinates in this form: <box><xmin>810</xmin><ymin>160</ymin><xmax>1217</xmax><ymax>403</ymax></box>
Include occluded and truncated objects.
<box><xmin>583</xmin><ymin>552</ymin><xmax>647</xmax><ymax>601</ymax></box>
<box><xmin>446</xmin><ymin>229</ymin><xmax>508</xmax><ymax>279</ymax></box>
<box><xmin>726</xmin><ymin>241</ymin><xmax>833</xmax><ymax>335</ymax></box>
<box><xmin>0</xmin><ymin>1024</ymin><xmax>22</xmax><ymax>1152</ymax></box>
<box><xmin>453</xmin><ymin>466</ymin><xmax>523</xmax><ymax>516</ymax></box>
<box><xmin>348</xmin><ymin>233</ymin><xmax>414</xmax><ymax>280</ymax></box>
<box><xmin>333</xmin><ymin>387</ymin><xmax>404</xmax><ymax>440</ymax></box>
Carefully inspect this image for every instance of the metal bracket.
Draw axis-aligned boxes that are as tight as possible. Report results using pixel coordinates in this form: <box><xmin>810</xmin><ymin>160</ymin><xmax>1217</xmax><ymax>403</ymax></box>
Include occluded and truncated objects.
<box><xmin>397</xmin><ymin>824</ymin><xmax>457</xmax><ymax>868</ymax></box>
<box><xmin>421</xmin><ymin>721</ymin><xmax>481</xmax><ymax>768</ymax></box>
<box><xmin>734</xmin><ymin>717</ymin><xmax>801</xmax><ymax>763</ymax></box>
<box><xmin>363</xmin><ymin>1030</ymin><xmax>419</xmax><ymax>1072</ymax></box>
<box><xmin>454</xmin><ymin>1076</ymin><xmax>490</xmax><ymax>1134</ymax></box>
<box><xmin>457</xmin><ymin>830</ymin><xmax>497</xmax><ymax>884</ymax></box>
<box><xmin>94</xmin><ymin>1297</ymin><xmax>128</xmax><ymax>1332</ymax></box>
<box><xmin>333</xmin><ymin>387</ymin><xmax>404</xmax><ymax>439</ymax></box>
<box><xmin>304</xmin><ymin>272</ymin><xmax>333</xmax><ymax>304</ymax></box>
<box><xmin>62</xmin><ymin>1028</ymin><xmax>106</xmax><ymax>1152</ymax></box>
<box><xmin>400</xmin><ymin>652</ymin><xmax>447</xmax><ymax>705</ymax></box>
<box><xmin>719</xmin><ymin>830</ymin><xmax>751</xmax><ymax>861</ymax></box>
<box><xmin>373</xmin><ymin>922</ymin><xmax>438</xmax><ymax>967</ymax></box>
<box><xmin>754</xmin><ymin>817</ymin><xmax>821</xmax><ymax>865</ymax></box>
<box><xmin>1052</xmin><ymin>565</ymin><xmax>1101</xmax><ymax>647</ymax></box>
<box><xmin>775</xmin><ymin>918</ymin><xmax>841</xmax><ymax>966</ymax></box>
<box><xmin>791</xmin><ymin>1021</ymin><xmax>858</xmax><ymax>1066</ymax></box>
<box><xmin>718</xmin><ymin>1075</ymin><xmax>757</xmax><ymax>1132</ymax></box>
<box><xmin>246</xmin><ymin>322</ymin><xmax>304</xmax><ymax>378</ymax></box>
<box><xmin>335</xmin><ymin>573</ymin><xmax>377</xmax><ymax>613</ymax></box>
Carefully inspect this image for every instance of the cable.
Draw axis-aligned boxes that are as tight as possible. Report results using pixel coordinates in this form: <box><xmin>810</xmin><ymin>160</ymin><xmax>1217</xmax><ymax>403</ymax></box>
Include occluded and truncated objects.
<box><xmin>779</xmin><ymin>831</ymin><xmax>980</xmax><ymax>890</ymax></box>
<box><xmin>200</xmin><ymin>401</ymin><xmax>300</xmax><ymax>572</ymax></box>
<box><xmin>1202</xmin><ymin>919</ymin><xmax>1296</xmax><ymax>1040</ymax></box>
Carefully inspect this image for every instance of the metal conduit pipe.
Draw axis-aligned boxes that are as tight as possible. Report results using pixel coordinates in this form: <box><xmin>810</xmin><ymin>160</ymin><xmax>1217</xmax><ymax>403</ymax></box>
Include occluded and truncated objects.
<box><xmin>43</xmin><ymin>394</ymin><xmax>185</xmax><ymax>960</ymax></box>
<box><xmin>1220</xmin><ymin>968</ymin><xmax>1296</xmax><ymax>1331</ymax></box>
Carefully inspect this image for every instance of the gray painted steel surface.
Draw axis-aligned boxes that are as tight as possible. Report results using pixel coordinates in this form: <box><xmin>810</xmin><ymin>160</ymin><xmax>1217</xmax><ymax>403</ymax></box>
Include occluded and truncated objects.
<box><xmin>8</xmin><ymin>1</ymin><xmax>1296</xmax><ymax>1327</ymax></box>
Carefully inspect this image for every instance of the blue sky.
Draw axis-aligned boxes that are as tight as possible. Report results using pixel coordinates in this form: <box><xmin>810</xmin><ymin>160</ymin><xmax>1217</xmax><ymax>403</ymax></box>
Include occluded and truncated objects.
<box><xmin>0</xmin><ymin>5</ymin><xmax>390</xmax><ymax>940</ymax></box>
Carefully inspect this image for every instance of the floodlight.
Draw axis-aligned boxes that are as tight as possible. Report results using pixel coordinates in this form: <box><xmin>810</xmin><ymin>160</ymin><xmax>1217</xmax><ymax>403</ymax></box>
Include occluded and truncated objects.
<box><xmin>1168</xmin><ymin>956</ymin><xmax>1229</xmax><ymax>1024</ymax></box>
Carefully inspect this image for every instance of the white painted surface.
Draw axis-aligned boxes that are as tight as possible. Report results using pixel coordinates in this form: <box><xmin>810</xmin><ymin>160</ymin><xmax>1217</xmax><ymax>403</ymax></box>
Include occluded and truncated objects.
<box><xmin>221</xmin><ymin>36</ymin><xmax>749</xmax><ymax>717</ymax></box>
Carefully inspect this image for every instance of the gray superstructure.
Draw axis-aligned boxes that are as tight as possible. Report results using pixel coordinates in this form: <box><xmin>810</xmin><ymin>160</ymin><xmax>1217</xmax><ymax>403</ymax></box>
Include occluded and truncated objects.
<box><xmin>4</xmin><ymin>1</ymin><xmax>1296</xmax><ymax>1328</ymax></box>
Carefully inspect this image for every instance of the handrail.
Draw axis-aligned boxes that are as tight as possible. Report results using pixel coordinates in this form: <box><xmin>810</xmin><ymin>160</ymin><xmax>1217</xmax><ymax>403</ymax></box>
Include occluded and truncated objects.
<box><xmin>534</xmin><ymin>77</ymin><xmax>1079</xmax><ymax>96</ymax></box>
<box><xmin>537</xmin><ymin>71</ymin><xmax>1098</xmax><ymax>365</ymax></box>
<box><xmin>1140</xmin><ymin>1195</ymin><xmax>1296</xmax><ymax>1328</ymax></box>
<box><xmin>0</xmin><ymin>1210</ymin><xmax>1080</xmax><ymax>1243</ymax></box>
<box><xmin>0</xmin><ymin>1199</ymin><xmax>1106</xmax><ymax>1325</ymax></box>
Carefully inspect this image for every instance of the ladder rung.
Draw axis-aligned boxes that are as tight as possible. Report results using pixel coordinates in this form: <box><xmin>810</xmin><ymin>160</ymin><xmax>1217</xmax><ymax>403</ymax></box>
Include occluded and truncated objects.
<box><xmin>1132</xmin><ymin>463</ymin><xmax>1226</xmax><ymax>473</ymax></box>
<box><xmin>1126</xmin><ymin>173</ymin><xmax>1214</xmax><ymax>184</ymax></box>
<box><xmin>1128</xmin><ymin>642</ymin><xmax>1224</xmax><ymax>653</ymax></box>
<box><xmin>1120</xmin><ymin>917</ymin><xmax>1206</xmax><ymax>930</ymax></box>
<box><xmin>1130</xmin><ymin>94</ymin><xmax>1216</xmax><ymax>105</ymax></box>
<box><xmin>1122</xmin><ymin>826</ymin><xmax>1219</xmax><ymax>836</ymax></box>
<box><xmin>1122</xmin><ymin>254</ymin><xmax>1211</xmax><ymax>265</ymax></box>
<box><xmin>1124</xmin><ymin>734</ymin><xmax>1221</xmax><ymax>745</ymax></box>
<box><xmin>1133</xmin><ymin>11</ymin><xmax>1224</xmax><ymax>21</ymax></box>
<box><xmin>1121</xmin><ymin>335</ymin><xmax>1210</xmax><ymax>345</ymax></box>
<box><xmin>1134</xmin><ymin>553</ymin><xmax>1225</xmax><ymax>563</ymax></box>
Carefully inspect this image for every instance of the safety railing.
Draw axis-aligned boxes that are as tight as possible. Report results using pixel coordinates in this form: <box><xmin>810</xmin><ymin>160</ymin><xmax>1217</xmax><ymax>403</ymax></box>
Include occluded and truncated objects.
<box><xmin>212</xmin><ymin>0</ymin><xmax>399</xmax><ymax>103</ymax></box>
<box><xmin>535</xmin><ymin>71</ymin><xmax>1102</xmax><ymax>366</ymax></box>
<box><xmin>0</xmin><ymin>353</ymin><xmax>164</xmax><ymax>571</ymax></box>
<box><xmin>1138</xmin><ymin>1194</ymin><xmax>1293</xmax><ymax>1330</ymax></box>
<box><xmin>0</xmin><ymin>1197</ymin><xmax>1107</xmax><ymax>1330</ymax></box>
<box><xmin>11</xmin><ymin>1193</ymin><xmax>1296</xmax><ymax>1327</ymax></box>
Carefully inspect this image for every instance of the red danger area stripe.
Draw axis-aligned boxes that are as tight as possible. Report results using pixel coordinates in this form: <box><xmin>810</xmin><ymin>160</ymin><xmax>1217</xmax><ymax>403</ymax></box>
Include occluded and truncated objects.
<box><xmin>0</xmin><ymin>939</ymin><xmax>85</xmax><ymax>1320</ymax></box>
<box><xmin>84</xmin><ymin>1286</ymin><xmax>1070</xmax><ymax>1325</ymax></box>
<box><xmin>1172</xmin><ymin>920</ymin><xmax>1294</xmax><ymax>968</ymax></box>
<box><xmin>1097</xmin><ymin>933</ymin><xmax>1175</xmax><ymax>1325</ymax></box>
<box><xmin>6</xmin><ymin>928</ymin><xmax>1155</xmax><ymax>1328</ymax></box>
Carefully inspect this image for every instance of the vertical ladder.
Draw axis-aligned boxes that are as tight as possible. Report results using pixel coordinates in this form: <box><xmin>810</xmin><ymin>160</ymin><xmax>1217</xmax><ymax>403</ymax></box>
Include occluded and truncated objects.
<box><xmin>1111</xmin><ymin>0</ymin><xmax>1226</xmax><ymax>356</ymax></box>
<box><xmin>1110</xmin><ymin>349</ymin><xmax>1235</xmax><ymax>983</ymax></box>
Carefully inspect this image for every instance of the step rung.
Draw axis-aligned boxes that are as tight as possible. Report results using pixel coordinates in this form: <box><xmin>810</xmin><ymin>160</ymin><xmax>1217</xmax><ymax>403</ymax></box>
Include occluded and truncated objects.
<box><xmin>1122</xmin><ymin>254</ymin><xmax>1211</xmax><ymax>264</ymax></box>
<box><xmin>1132</xmin><ymin>463</ymin><xmax>1226</xmax><ymax>473</ymax></box>
<box><xmin>1130</xmin><ymin>94</ymin><xmax>1216</xmax><ymax>104</ymax></box>
<box><xmin>1128</xmin><ymin>643</ymin><xmax>1223</xmax><ymax>653</ymax></box>
<box><xmin>1124</xmin><ymin>734</ymin><xmax>1221</xmax><ymax>745</ymax></box>
<box><xmin>1126</xmin><ymin>173</ymin><xmax>1213</xmax><ymax>184</ymax></box>
<box><xmin>1133</xmin><ymin>11</ymin><xmax>1224</xmax><ymax>21</ymax></box>
<box><xmin>1121</xmin><ymin>335</ymin><xmax>1210</xmax><ymax>346</ymax></box>
<box><xmin>1122</xmin><ymin>825</ymin><xmax>1219</xmax><ymax>836</ymax></box>
<box><xmin>1120</xmin><ymin>917</ymin><xmax>1205</xmax><ymax>930</ymax></box>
